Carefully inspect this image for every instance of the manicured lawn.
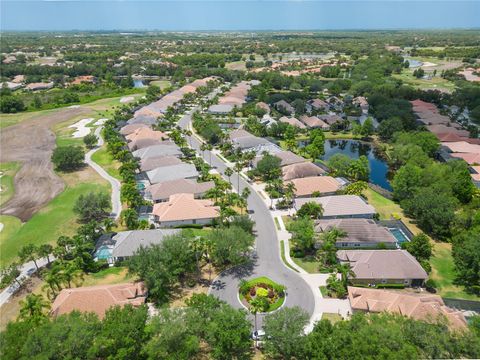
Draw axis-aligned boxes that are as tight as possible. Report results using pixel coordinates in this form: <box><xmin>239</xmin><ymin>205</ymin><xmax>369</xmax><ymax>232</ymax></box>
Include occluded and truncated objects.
<box><xmin>292</xmin><ymin>255</ymin><xmax>322</xmax><ymax>274</ymax></box>
<box><xmin>430</xmin><ymin>242</ymin><xmax>478</xmax><ymax>300</ymax></box>
<box><xmin>392</xmin><ymin>71</ymin><xmax>456</xmax><ymax>93</ymax></box>
<box><xmin>0</xmin><ymin>162</ymin><xmax>20</xmax><ymax>206</ymax></box>
<box><xmin>180</xmin><ymin>227</ymin><xmax>212</xmax><ymax>238</ymax></box>
<box><xmin>0</xmin><ymin>108</ymin><xmax>58</xmax><ymax>129</ymax></box>
<box><xmin>322</xmin><ymin>313</ymin><xmax>343</xmax><ymax>324</ymax></box>
<box><xmin>0</xmin><ymin>181</ymin><xmax>110</xmax><ymax>267</ymax></box>
<box><xmin>91</xmin><ymin>146</ymin><xmax>122</xmax><ymax>180</ymax></box>
<box><xmin>149</xmin><ymin>80</ymin><xmax>172</xmax><ymax>90</ymax></box>
<box><xmin>81</xmin><ymin>266</ymin><xmax>134</xmax><ymax>287</ymax></box>
<box><xmin>363</xmin><ymin>188</ymin><xmax>422</xmax><ymax>235</ymax></box>
<box><xmin>0</xmin><ymin>215</ymin><xmax>22</xmax><ymax>246</ymax></box>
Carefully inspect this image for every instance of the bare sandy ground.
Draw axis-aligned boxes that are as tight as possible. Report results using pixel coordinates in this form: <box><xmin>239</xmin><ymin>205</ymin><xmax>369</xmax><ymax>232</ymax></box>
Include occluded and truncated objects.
<box><xmin>0</xmin><ymin>107</ymin><xmax>90</xmax><ymax>221</ymax></box>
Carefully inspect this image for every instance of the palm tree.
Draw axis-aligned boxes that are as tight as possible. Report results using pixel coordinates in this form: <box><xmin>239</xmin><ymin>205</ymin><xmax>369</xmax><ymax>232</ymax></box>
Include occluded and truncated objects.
<box><xmin>337</xmin><ymin>263</ymin><xmax>355</xmax><ymax>289</ymax></box>
<box><xmin>234</xmin><ymin>162</ymin><xmax>244</xmax><ymax>195</ymax></box>
<box><xmin>18</xmin><ymin>244</ymin><xmax>40</xmax><ymax>271</ymax></box>
<box><xmin>283</xmin><ymin>182</ymin><xmax>296</xmax><ymax>208</ymax></box>
<box><xmin>224</xmin><ymin>167</ymin><xmax>234</xmax><ymax>184</ymax></box>
<box><xmin>42</xmin><ymin>267</ymin><xmax>62</xmax><ymax>299</ymax></box>
<box><xmin>59</xmin><ymin>261</ymin><xmax>84</xmax><ymax>288</ymax></box>
<box><xmin>200</xmin><ymin>143</ymin><xmax>208</xmax><ymax>158</ymax></box>
<box><xmin>38</xmin><ymin>244</ymin><xmax>53</xmax><ymax>265</ymax></box>
<box><xmin>241</xmin><ymin>187</ymin><xmax>251</xmax><ymax>214</ymax></box>
<box><xmin>249</xmin><ymin>298</ymin><xmax>265</xmax><ymax>347</ymax></box>
<box><xmin>102</xmin><ymin>217</ymin><xmax>116</xmax><ymax>232</ymax></box>
<box><xmin>19</xmin><ymin>294</ymin><xmax>50</xmax><ymax>323</ymax></box>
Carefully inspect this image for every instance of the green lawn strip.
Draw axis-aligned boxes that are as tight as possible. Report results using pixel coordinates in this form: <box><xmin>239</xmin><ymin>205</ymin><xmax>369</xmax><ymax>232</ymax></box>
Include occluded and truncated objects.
<box><xmin>291</xmin><ymin>255</ymin><xmax>322</xmax><ymax>274</ymax></box>
<box><xmin>91</xmin><ymin>146</ymin><xmax>122</xmax><ymax>180</ymax></box>
<box><xmin>430</xmin><ymin>242</ymin><xmax>478</xmax><ymax>300</ymax></box>
<box><xmin>0</xmin><ymin>182</ymin><xmax>110</xmax><ymax>267</ymax></box>
<box><xmin>0</xmin><ymin>162</ymin><xmax>21</xmax><ymax>207</ymax></box>
<box><xmin>274</xmin><ymin>217</ymin><xmax>281</xmax><ymax>230</ymax></box>
<box><xmin>279</xmin><ymin>240</ymin><xmax>299</xmax><ymax>273</ymax></box>
<box><xmin>319</xmin><ymin>286</ymin><xmax>329</xmax><ymax>297</ymax></box>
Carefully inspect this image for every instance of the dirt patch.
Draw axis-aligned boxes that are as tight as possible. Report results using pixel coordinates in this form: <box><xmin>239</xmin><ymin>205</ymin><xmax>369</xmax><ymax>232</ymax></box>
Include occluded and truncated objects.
<box><xmin>169</xmin><ymin>265</ymin><xmax>218</xmax><ymax>308</ymax></box>
<box><xmin>0</xmin><ymin>107</ymin><xmax>90</xmax><ymax>221</ymax></box>
<box><xmin>0</xmin><ymin>274</ymin><xmax>44</xmax><ymax>330</ymax></box>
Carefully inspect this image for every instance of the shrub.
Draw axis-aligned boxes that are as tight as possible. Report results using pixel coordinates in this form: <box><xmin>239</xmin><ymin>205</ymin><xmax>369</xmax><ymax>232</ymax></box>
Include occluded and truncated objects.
<box><xmin>51</xmin><ymin>146</ymin><xmax>85</xmax><ymax>171</ymax></box>
<box><xmin>256</xmin><ymin>288</ymin><xmax>269</xmax><ymax>298</ymax></box>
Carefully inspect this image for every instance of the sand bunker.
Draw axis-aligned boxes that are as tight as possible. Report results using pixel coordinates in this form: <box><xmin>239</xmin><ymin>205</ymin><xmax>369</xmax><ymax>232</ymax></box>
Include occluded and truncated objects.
<box><xmin>69</xmin><ymin>118</ymin><xmax>94</xmax><ymax>138</ymax></box>
<box><xmin>422</xmin><ymin>62</ymin><xmax>438</xmax><ymax>67</ymax></box>
<box><xmin>94</xmin><ymin>118</ymin><xmax>108</xmax><ymax>126</ymax></box>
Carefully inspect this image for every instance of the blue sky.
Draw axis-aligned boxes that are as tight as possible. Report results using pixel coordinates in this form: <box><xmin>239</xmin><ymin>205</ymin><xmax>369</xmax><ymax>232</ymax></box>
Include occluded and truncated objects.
<box><xmin>1</xmin><ymin>1</ymin><xmax>479</xmax><ymax>31</ymax></box>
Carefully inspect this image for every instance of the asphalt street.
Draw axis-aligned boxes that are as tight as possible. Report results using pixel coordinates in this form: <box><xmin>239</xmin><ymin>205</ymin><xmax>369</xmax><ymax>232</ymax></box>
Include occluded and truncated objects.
<box><xmin>179</xmin><ymin>112</ymin><xmax>315</xmax><ymax>328</ymax></box>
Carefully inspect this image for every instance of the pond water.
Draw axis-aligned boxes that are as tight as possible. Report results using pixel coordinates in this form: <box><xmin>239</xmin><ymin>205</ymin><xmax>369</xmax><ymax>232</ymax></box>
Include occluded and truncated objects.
<box><xmin>404</xmin><ymin>58</ymin><xmax>423</xmax><ymax>68</ymax></box>
<box><xmin>298</xmin><ymin>139</ymin><xmax>392</xmax><ymax>191</ymax></box>
<box><xmin>133</xmin><ymin>79</ymin><xmax>145</xmax><ymax>88</ymax></box>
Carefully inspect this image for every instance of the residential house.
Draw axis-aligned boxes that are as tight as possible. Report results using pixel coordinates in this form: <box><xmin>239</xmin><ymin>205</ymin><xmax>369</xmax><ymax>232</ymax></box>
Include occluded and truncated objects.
<box><xmin>336</xmin><ymin>250</ymin><xmax>428</xmax><ymax>287</ymax></box>
<box><xmin>152</xmin><ymin>193</ymin><xmax>220</xmax><ymax>227</ymax></box>
<box><xmin>299</xmin><ymin>115</ymin><xmax>330</xmax><ymax>130</ymax></box>
<box><xmin>353</xmin><ymin>96</ymin><xmax>369</xmax><ymax>113</ymax></box>
<box><xmin>294</xmin><ymin>195</ymin><xmax>376</xmax><ymax>219</ymax></box>
<box><xmin>318</xmin><ymin>114</ymin><xmax>343</xmax><ymax>127</ymax></box>
<box><xmin>2</xmin><ymin>81</ymin><xmax>23</xmax><ymax>91</ymax></box>
<box><xmin>282</xmin><ymin>162</ymin><xmax>326</xmax><ymax>181</ymax></box>
<box><xmin>279</xmin><ymin>116</ymin><xmax>306</xmax><ymax>129</ymax></box>
<box><xmin>127</xmin><ymin>114</ymin><xmax>158</xmax><ymax>126</ymax></box>
<box><xmin>51</xmin><ymin>282</ymin><xmax>147</xmax><ymax>319</ymax></box>
<box><xmin>260</xmin><ymin>114</ymin><xmax>277</xmax><ymax>128</ymax></box>
<box><xmin>315</xmin><ymin>219</ymin><xmax>397</xmax><ymax>248</ymax></box>
<box><xmin>231</xmin><ymin>135</ymin><xmax>272</xmax><ymax>151</ymax></box>
<box><xmin>252</xmin><ymin>150</ymin><xmax>305</xmax><ymax>168</ymax></box>
<box><xmin>256</xmin><ymin>102</ymin><xmax>271</xmax><ymax>114</ymax></box>
<box><xmin>133</xmin><ymin>144</ymin><xmax>182</xmax><ymax>160</ymax></box>
<box><xmin>120</xmin><ymin>123</ymin><xmax>149</xmax><ymax>136</ymax></box>
<box><xmin>25</xmin><ymin>82</ymin><xmax>54</xmax><ymax>91</ymax></box>
<box><xmin>348</xmin><ymin>286</ymin><xmax>467</xmax><ymax>330</ymax></box>
<box><xmin>274</xmin><ymin>100</ymin><xmax>295</xmax><ymax>115</ymax></box>
<box><xmin>287</xmin><ymin>176</ymin><xmax>343</xmax><ymax>198</ymax></box>
<box><xmin>126</xmin><ymin>127</ymin><xmax>169</xmax><ymax>143</ymax></box>
<box><xmin>140</xmin><ymin>155</ymin><xmax>183</xmax><ymax>172</ymax></box>
<box><xmin>146</xmin><ymin>163</ymin><xmax>198</xmax><ymax>184</ymax></box>
<box><xmin>94</xmin><ymin>229</ymin><xmax>180</xmax><ymax>263</ymax></box>
<box><xmin>307</xmin><ymin>98</ymin><xmax>329</xmax><ymax>112</ymax></box>
<box><xmin>128</xmin><ymin>139</ymin><xmax>175</xmax><ymax>151</ymax></box>
<box><xmin>208</xmin><ymin>104</ymin><xmax>234</xmax><ymax>114</ymax></box>
<box><xmin>146</xmin><ymin>178</ymin><xmax>215</xmax><ymax>203</ymax></box>
<box><xmin>71</xmin><ymin>75</ymin><xmax>97</xmax><ymax>85</ymax></box>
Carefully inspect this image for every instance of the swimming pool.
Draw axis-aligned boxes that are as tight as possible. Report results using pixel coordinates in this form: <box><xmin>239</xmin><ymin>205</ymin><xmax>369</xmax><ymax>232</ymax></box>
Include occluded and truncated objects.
<box><xmin>389</xmin><ymin>228</ymin><xmax>410</xmax><ymax>246</ymax></box>
<box><xmin>95</xmin><ymin>246</ymin><xmax>112</xmax><ymax>260</ymax></box>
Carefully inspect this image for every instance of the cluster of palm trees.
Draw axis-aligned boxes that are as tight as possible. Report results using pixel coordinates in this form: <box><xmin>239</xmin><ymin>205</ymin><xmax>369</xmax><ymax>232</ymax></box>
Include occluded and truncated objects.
<box><xmin>265</xmin><ymin>179</ymin><xmax>296</xmax><ymax>209</ymax></box>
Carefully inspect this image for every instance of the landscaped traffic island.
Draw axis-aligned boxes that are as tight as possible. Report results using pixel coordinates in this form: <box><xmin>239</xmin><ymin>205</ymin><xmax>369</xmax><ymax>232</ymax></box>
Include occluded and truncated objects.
<box><xmin>239</xmin><ymin>276</ymin><xmax>286</xmax><ymax>313</ymax></box>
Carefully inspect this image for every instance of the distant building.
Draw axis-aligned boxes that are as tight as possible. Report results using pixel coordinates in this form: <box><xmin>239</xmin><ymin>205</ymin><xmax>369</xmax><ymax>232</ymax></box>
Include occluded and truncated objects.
<box><xmin>25</xmin><ymin>82</ymin><xmax>54</xmax><ymax>91</ymax></box>
<box><xmin>282</xmin><ymin>162</ymin><xmax>326</xmax><ymax>181</ymax></box>
<box><xmin>274</xmin><ymin>100</ymin><xmax>295</xmax><ymax>115</ymax></box>
<box><xmin>279</xmin><ymin>116</ymin><xmax>306</xmax><ymax>129</ymax></box>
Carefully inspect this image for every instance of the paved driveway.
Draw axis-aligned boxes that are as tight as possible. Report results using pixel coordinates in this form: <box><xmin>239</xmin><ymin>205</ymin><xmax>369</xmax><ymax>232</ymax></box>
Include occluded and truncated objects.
<box><xmin>179</xmin><ymin>112</ymin><xmax>315</xmax><ymax>328</ymax></box>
